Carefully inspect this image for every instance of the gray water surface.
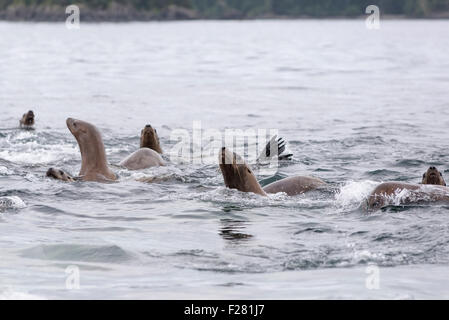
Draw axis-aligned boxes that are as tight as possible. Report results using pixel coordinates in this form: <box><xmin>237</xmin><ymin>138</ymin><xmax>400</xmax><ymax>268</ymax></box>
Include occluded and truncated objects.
<box><xmin>1</xmin><ymin>20</ymin><xmax>449</xmax><ymax>299</ymax></box>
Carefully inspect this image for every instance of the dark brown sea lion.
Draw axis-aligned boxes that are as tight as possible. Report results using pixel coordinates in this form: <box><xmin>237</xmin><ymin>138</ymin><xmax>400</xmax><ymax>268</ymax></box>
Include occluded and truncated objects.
<box><xmin>46</xmin><ymin>168</ymin><xmax>76</xmax><ymax>182</ymax></box>
<box><xmin>47</xmin><ymin>118</ymin><xmax>116</xmax><ymax>182</ymax></box>
<box><xmin>219</xmin><ymin>147</ymin><xmax>325</xmax><ymax>196</ymax></box>
<box><xmin>119</xmin><ymin>124</ymin><xmax>165</xmax><ymax>170</ymax></box>
<box><xmin>422</xmin><ymin>166</ymin><xmax>446</xmax><ymax>186</ymax></box>
<box><xmin>368</xmin><ymin>167</ymin><xmax>449</xmax><ymax>209</ymax></box>
<box><xmin>19</xmin><ymin>110</ymin><xmax>35</xmax><ymax>129</ymax></box>
<box><xmin>140</xmin><ymin>124</ymin><xmax>163</xmax><ymax>154</ymax></box>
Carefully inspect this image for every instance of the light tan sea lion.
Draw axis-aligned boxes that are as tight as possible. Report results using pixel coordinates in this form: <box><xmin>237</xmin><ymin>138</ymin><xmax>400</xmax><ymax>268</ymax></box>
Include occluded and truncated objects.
<box><xmin>219</xmin><ymin>147</ymin><xmax>325</xmax><ymax>196</ymax></box>
<box><xmin>47</xmin><ymin>118</ymin><xmax>116</xmax><ymax>182</ymax></box>
<box><xmin>119</xmin><ymin>124</ymin><xmax>165</xmax><ymax>170</ymax></box>
<box><xmin>66</xmin><ymin>118</ymin><xmax>117</xmax><ymax>182</ymax></box>
<box><xmin>19</xmin><ymin>110</ymin><xmax>35</xmax><ymax>129</ymax></box>
<box><xmin>120</xmin><ymin>148</ymin><xmax>165</xmax><ymax>170</ymax></box>
<box><xmin>368</xmin><ymin>167</ymin><xmax>449</xmax><ymax>209</ymax></box>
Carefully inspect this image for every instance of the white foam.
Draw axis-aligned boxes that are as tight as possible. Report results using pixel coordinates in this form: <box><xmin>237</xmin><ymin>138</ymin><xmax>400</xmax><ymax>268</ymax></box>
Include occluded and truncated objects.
<box><xmin>0</xmin><ymin>143</ymin><xmax>78</xmax><ymax>164</ymax></box>
<box><xmin>0</xmin><ymin>288</ymin><xmax>44</xmax><ymax>300</ymax></box>
<box><xmin>0</xmin><ymin>166</ymin><xmax>13</xmax><ymax>175</ymax></box>
<box><xmin>14</xmin><ymin>131</ymin><xmax>36</xmax><ymax>140</ymax></box>
<box><xmin>334</xmin><ymin>180</ymin><xmax>379</xmax><ymax>209</ymax></box>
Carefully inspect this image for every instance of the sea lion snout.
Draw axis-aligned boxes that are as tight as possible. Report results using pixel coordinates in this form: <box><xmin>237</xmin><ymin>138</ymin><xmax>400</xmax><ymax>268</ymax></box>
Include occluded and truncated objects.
<box><xmin>66</xmin><ymin>117</ymin><xmax>75</xmax><ymax>128</ymax></box>
<box><xmin>46</xmin><ymin>168</ymin><xmax>55</xmax><ymax>177</ymax></box>
<box><xmin>219</xmin><ymin>147</ymin><xmax>238</xmax><ymax>166</ymax></box>
<box><xmin>25</xmin><ymin>110</ymin><xmax>34</xmax><ymax>124</ymax></box>
<box><xmin>66</xmin><ymin>118</ymin><xmax>84</xmax><ymax>135</ymax></box>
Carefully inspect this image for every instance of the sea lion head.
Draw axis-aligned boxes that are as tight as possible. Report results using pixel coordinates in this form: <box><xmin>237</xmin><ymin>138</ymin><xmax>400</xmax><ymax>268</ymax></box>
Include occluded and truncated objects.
<box><xmin>140</xmin><ymin>124</ymin><xmax>162</xmax><ymax>154</ymax></box>
<box><xmin>46</xmin><ymin>168</ymin><xmax>75</xmax><ymax>182</ymax></box>
<box><xmin>218</xmin><ymin>147</ymin><xmax>266</xmax><ymax>196</ymax></box>
<box><xmin>22</xmin><ymin>110</ymin><xmax>35</xmax><ymax>126</ymax></box>
<box><xmin>66</xmin><ymin>118</ymin><xmax>103</xmax><ymax>149</ymax></box>
<box><xmin>422</xmin><ymin>167</ymin><xmax>446</xmax><ymax>186</ymax></box>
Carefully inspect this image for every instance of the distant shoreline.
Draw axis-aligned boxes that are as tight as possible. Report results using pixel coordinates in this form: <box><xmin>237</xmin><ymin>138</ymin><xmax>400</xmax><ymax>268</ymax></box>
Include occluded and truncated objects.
<box><xmin>1</xmin><ymin>5</ymin><xmax>449</xmax><ymax>22</ymax></box>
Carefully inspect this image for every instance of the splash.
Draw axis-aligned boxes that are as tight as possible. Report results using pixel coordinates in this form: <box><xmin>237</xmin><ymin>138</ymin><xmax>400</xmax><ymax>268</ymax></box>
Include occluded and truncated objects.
<box><xmin>334</xmin><ymin>180</ymin><xmax>379</xmax><ymax>210</ymax></box>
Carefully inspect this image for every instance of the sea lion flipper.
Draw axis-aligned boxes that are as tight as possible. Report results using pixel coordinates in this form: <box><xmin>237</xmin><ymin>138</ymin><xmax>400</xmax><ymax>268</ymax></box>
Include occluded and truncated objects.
<box><xmin>278</xmin><ymin>153</ymin><xmax>293</xmax><ymax>161</ymax></box>
<box><xmin>258</xmin><ymin>135</ymin><xmax>292</xmax><ymax>162</ymax></box>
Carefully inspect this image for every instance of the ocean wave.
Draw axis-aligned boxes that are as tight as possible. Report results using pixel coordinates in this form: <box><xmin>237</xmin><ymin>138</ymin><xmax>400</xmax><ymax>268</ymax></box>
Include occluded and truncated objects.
<box><xmin>0</xmin><ymin>288</ymin><xmax>44</xmax><ymax>300</ymax></box>
<box><xmin>20</xmin><ymin>244</ymin><xmax>136</xmax><ymax>263</ymax></box>
<box><xmin>0</xmin><ymin>130</ymin><xmax>79</xmax><ymax>164</ymax></box>
<box><xmin>0</xmin><ymin>166</ymin><xmax>13</xmax><ymax>175</ymax></box>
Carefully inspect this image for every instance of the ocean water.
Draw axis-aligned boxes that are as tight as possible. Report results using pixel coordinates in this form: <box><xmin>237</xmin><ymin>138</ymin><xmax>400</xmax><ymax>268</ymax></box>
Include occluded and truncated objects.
<box><xmin>1</xmin><ymin>20</ymin><xmax>449</xmax><ymax>299</ymax></box>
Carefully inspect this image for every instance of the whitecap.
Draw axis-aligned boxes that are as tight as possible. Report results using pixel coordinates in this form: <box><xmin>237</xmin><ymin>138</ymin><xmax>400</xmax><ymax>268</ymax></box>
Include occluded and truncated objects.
<box><xmin>0</xmin><ymin>166</ymin><xmax>13</xmax><ymax>175</ymax></box>
<box><xmin>334</xmin><ymin>180</ymin><xmax>379</xmax><ymax>210</ymax></box>
<box><xmin>0</xmin><ymin>288</ymin><xmax>44</xmax><ymax>300</ymax></box>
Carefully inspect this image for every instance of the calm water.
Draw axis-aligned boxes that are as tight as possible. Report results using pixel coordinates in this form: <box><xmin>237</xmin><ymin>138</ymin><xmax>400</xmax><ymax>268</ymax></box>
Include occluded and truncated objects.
<box><xmin>1</xmin><ymin>20</ymin><xmax>449</xmax><ymax>299</ymax></box>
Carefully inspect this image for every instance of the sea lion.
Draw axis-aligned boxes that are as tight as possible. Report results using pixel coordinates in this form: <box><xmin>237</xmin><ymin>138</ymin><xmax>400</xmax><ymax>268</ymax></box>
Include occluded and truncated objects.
<box><xmin>219</xmin><ymin>147</ymin><xmax>325</xmax><ymax>196</ymax></box>
<box><xmin>66</xmin><ymin>118</ymin><xmax>117</xmax><ymax>182</ymax></box>
<box><xmin>120</xmin><ymin>148</ymin><xmax>165</xmax><ymax>170</ymax></box>
<box><xmin>47</xmin><ymin>118</ymin><xmax>116</xmax><ymax>182</ymax></box>
<box><xmin>140</xmin><ymin>124</ymin><xmax>163</xmax><ymax>154</ymax></box>
<box><xmin>46</xmin><ymin>168</ymin><xmax>76</xmax><ymax>182</ymax></box>
<box><xmin>19</xmin><ymin>110</ymin><xmax>35</xmax><ymax>129</ymax></box>
<box><xmin>422</xmin><ymin>166</ymin><xmax>446</xmax><ymax>186</ymax></box>
<box><xmin>368</xmin><ymin>167</ymin><xmax>449</xmax><ymax>209</ymax></box>
<box><xmin>119</xmin><ymin>124</ymin><xmax>165</xmax><ymax>170</ymax></box>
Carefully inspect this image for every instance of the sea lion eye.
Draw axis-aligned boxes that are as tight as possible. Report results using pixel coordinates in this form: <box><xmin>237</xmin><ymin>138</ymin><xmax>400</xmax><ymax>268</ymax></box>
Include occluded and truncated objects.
<box><xmin>423</xmin><ymin>173</ymin><xmax>426</xmax><ymax>178</ymax></box>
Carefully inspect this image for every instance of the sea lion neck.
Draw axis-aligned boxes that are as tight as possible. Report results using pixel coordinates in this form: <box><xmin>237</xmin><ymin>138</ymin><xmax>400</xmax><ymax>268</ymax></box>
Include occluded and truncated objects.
<box><xmin>77</xmin><ymin>131</ymin><xmax>109</xmax><ymax>176</ymax></box>
<box><xmin>66</xmin><ymin>118</ymin><xmax>113</xmax><ymax>180</ymax></box>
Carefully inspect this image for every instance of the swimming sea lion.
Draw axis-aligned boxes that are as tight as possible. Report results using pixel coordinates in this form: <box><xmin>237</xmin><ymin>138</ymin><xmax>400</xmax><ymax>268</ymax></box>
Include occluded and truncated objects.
<box><xmin>19</xmin><ymin>110</ymin><xmax>35</xmax><ymax>129</ymax></box>
<box><xmin>219</xmin><ymin>147</ymin><xmax>325</xmax><ymax>196</ymax></box>
<box><xmin>46</xmin><ymin>168</ymin><xmax>76</xmax><ymax>182</ymax></box>
<box><xmin>47</xmin><ymin>118</ymin><xmax>117</xmax><ymax>182</ymax></box>
<box><xmin>368</xmin><ymin>167</ymin><xmax>449</xmax><ymax>209</ymax></box>
<box><xmin>119</xmin><ymin>124</ymin><xmax>165</xmax><ymax>170</ymax></box>
<box><xmin>422</xmin><ymin>166</ymin><xmax>446</xmax><ymax>186</ymax></box>
<box><xmin>120</xmin><ymin>148</ymin><xmax>165</xmax><ymax>170</ymax></box>
<box><xmin>140</xmin><ymin>124</ymin><xmax>163</xmax><ymax>154</ymax></box>
<box><xmin>66</xmin><ymin>118</ymin><xmax>117</xmax><ymax>182</ymax></box>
